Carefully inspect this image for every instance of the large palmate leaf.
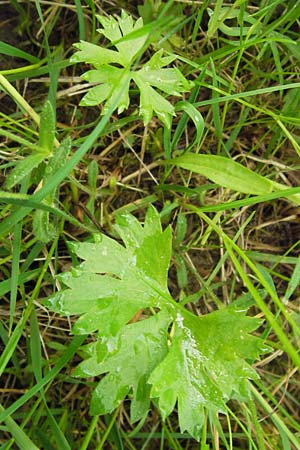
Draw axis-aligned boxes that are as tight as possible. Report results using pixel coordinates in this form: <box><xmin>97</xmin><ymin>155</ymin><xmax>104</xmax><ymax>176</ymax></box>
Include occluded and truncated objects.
<box><xmin>45</xmin><ymin>206</ymin><xmax>267</xmax><ymax>440</ymax></box>
<box><xmin>70</xmin><ymin>11</ymin><xmax>192</xmax><ymax>128</ymax></box>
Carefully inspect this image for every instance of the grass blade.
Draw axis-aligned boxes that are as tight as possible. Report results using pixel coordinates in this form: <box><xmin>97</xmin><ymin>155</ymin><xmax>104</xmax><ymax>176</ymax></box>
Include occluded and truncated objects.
<box><xmin>0</xmin><ymin>405</ymin><xmax>39</xmax><ymax>450</ymax></box>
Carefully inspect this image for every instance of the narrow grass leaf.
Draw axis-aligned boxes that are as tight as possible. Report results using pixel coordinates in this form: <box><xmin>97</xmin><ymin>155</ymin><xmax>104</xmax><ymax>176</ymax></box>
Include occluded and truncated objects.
<box><xmin>29</xmin><ymin>312</ymin><xmax>72</xmax><ymax>447</ymax></box>
<box><xmin>0</xmin><ymin>238</ymin><xmax>58</xmax><ymax>378</ymax></box>
<box><xmin>0</xmin><ymin>40</ymin><xmax>39</xmax><ymax>63</ymax></box>
<box><xmin>195</xmin><ymin>187</ymin><xmax>300</xmax><ymax>212</ymax></box>
<box><xmin>44</xmin><ymin>404</ymin><xmax>72</xmax><ymax>450</ymax></box>
<box><xmin>0</xmin><ymin>128</ymin><xmax>37</xmax><ymax>149</ymax></box>
<box><xmin>39</xmin><ymin>100</ymin><xmax>55</xmax><ymax>154</ymax></box>
<box><xmin>209</xmin><ymin>59</ymin><xmax>222</xmax><ymax>148</ymax></box>
<box><xmin>0</xmin><ymin>191</ymin><xmax>92</xmax><ymax>232</ymax></box>
<box><xmin>174</xmin><ymin>101</ymin><xmax>204</xmax><ymax>147</ymax></box>
<box><xmin>0</xmin><ymin>270</ymin><xmax>39</xmax><ymax>297</ymax></box>
<box><xmin>30</xmin><ymin>309</ymin><xmax>42</xmax><ymax>383</ymax></box>
<box><xmin>74</xmin><ymin>0</ymin><xmax>86</xmax><ymax>40</ymax></box>
<box><xmin>173</xmin><ymin>153</ymin><xmax>273</xmax><ymax>195</ymax></box>
<box><xmin>195</xmin><ymin>209</ymin><xmax>300</xmax><ymax>369</ymax></box>
<box><xmin>284</xmin><ymin>255</ymin><xmax>300</xmax><ymax>302</ymax></box>
<box><xmin>171</xmin><ymin>81</ymin><xmax>202</xmax><ymax>152</ymax></box>
<box><xmin>194</xmin><ymin>81</ymin><xmax>300</xmax><ymax>118</ymax></box>
<box><xmin>0</xmin><ymin>405</ymin><xmax>39</xmax><ymax>450</ymax></box>
<box><xmin>0</xmin><ymin>78</ymin><xmax>128</xmax><ymax>237</ymax></box>
<box><xmin>0</xmin><ymin>74</ymin><xmax>40</xmax><ymax>125</ymax></box>
<box><xmin>103</xmin><ymin>415</ymin><xmax>124</xmax><ymax>450</ymax></box>
<box><xmin>0</xmin><ymin>335</ymin><xmax>85</xmax><ymax>423</ymax></box>
<box><xmin>78</xmin><ymin>415</ymin><xmax>99</xmax><ymax>450</ymax></box>
<box><xmin>9</xmin><ymin>222</ymin><xmax>22</xmax><ymax>333</ymax></box>
<box><xmin>251</xmin><ymin>385</ymin><xmax>300</xmax><ymax>449</ymax></box>
<box><xmin>33</xmin><ymin>0</ymin><xmax>58</xmax><ymax>113</ymax></box>
<box><xmin>0</xmin><ymin>321</ymin><xmax>20</xmax><ymax>373</ymax></box>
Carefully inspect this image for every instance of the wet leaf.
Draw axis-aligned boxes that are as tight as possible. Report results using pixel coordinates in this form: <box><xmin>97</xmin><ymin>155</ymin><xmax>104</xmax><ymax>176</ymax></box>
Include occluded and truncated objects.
<box><xmin>75</xmin><ymin>311</ymin><xmax>170</xmax><ymax>422</ymax></box>
<box><xmin>5</xmin><ymin>153</ymin><xmax>46</xmax><ymax>190</ymax></box>
<box><xmin>45</xmin><ymin>206</ymin><xmax>267</xmax><ymax>439</ymax></box>
<box><xmin>149</xmin><ymin>306</ymin><xmax>265</xmax><ymax>439</ymax></box>
<box><xmin>39</xmin><ymin>100</ymin><xmax>55</xmax><ymax>154</ymax></box>
<box><xmin>45</xmin><ymin>206</ymin><xmax>173</xmax><ymax>337</ymax></box>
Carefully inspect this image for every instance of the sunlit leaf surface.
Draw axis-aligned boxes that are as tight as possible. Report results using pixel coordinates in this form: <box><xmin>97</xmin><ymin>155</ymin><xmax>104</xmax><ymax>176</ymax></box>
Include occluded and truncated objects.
<box><xmin>70</xmin><ymin>11</ymin><xmax>192</xmax><ymax>128</ymax></box>
<box><xmin>45</xmin><ymin>206</ymin><xmax>267</xmax><ymax>440</ymax></box>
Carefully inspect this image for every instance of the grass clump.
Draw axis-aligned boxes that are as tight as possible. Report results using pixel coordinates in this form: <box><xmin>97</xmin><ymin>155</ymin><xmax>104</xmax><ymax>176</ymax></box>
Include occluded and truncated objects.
<box><xmin>1</xmin><ymin>1</ymin><xmax>300</xmax><ymax>449</ymax></box>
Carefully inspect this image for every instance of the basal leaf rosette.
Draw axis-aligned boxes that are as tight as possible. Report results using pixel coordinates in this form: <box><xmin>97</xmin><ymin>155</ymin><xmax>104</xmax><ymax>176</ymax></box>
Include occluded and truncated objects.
<box><xmin>45</xmin><ymin>206</ymin><xmax>268</xmax><ymax>440</ymax></box>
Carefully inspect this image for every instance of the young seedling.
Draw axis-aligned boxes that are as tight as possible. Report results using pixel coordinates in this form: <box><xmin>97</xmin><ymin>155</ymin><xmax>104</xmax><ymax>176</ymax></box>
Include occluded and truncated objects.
<box><xmin>70</xmin><ymin>11</ymin><xmax>193</xmax><ymax>128</ymax></box>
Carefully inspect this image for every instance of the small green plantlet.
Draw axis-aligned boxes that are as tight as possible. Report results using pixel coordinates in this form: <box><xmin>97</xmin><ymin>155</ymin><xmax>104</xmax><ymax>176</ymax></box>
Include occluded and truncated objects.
<box><xmin>70</xmin><ymin>11</ymin><xmax>193</xmax><ymax>128</ymax></box>
<box><xmin>45</xmin><ymin>206</ymin><xmax>268</xmax><ymax>440</ymax></box>
<box><xmin>207</xmin><ymin>5</ymin><xmax>257</xmax><ymax>38</ymax></box>
<box><xmin>32</xmin><ymin>138</ymin><xmax>71</xmax><ymax>242</ymax></box>
<box><xmin>5</xmin><ymin>101</ymin><xmax>55</xmax><ymax>190</ymax></box>
<box><xmin>4</xmin><ymin>100</ymin><xmax>71</xmax><ymax>242</ymax></box>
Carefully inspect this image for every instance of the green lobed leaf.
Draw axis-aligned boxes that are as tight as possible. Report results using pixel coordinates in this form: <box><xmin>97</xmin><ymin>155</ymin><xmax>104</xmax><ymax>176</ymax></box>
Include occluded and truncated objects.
<box><xmin>96</xmin><ymin>10</ymin><xmax>147</xmax><ymax>66</ymax></box>
<box><xmin>44</xmin><ymin>206</ymin><xmax>268</xmax><ymax>439</ymax></box>
<box><xmin>149</xmin><ymin>305</ymin><xmax>265</xmax><ymax>440</ymax></box>
<box><xmin>70</xmin><ymin>41</ymin><xmax>123</xmax><ymax>66</ymax></box>
<box><xmin>81</xmin><ymin>68</ymin><xmax>131</xmax><ymax>114</ymax></box>
<box><xmin>70</xmin><ymin>12</ymin><xmax>192</xmax><ymax>127</ymax></box>
<box><xmin>149</xmin><ymin>318</ymin><xmax>224</xmax><ymax>438</ymax></box>
<box><xmin>75</xmin><ymin>311</ymin><xmax>171</xmax><ymax>423</ymax></box>
<box><xmin>133</xmin><ymin>74</ymin><xmax>175</xmax><ymax>128</ymax></box>
<box><xmin>135</xmin><ymin>49</ymin><xmax>192</xmax><ymax>96</ymax></box>
<box><xmin>45</xmin><ymin>206</ymin><xmax>173</xmax><ymax>337</ymax></box>
<box><xmin>145</xmin><ymin>49</ymin><xmax>177</xmax><ymax>69</ymax></box>
<box><xmin>132</xmin><ymin>51</ymin><xmax>192</xmax><ymax>127</ymax></box>
<box><xmin>137</xmin><ymin>67</ymin><xmax>189</xmax><ymax>95</ymax></box>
